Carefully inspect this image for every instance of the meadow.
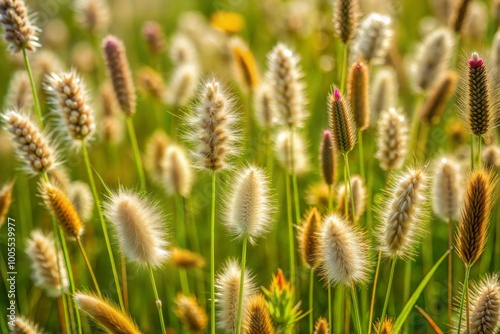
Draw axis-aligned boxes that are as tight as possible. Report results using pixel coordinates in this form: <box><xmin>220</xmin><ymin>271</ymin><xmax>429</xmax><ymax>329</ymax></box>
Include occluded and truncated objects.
<box><xmin>0</xmin><ymin>0</ymin><xmax>499</xmax><ymax>333</ymax></box>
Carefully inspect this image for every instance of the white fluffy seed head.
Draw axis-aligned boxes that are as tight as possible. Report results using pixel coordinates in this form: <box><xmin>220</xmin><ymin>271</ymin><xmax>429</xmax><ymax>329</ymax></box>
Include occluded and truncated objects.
<box><xmin>187</xmin><ymin>79</ymin><xmax>239</xmax><ymax>172</ymax></box>
<box><xmin>26</xmin><ymin>230</ymin><xmax>68</xmax><ymax>298</ymax></box>
<box><xmin>318</xmin><ymin>213</ymin><xmax>372</xmax><ymax>286</ymax></box>
<box><xmin>167</xmin><ymin>63</ymin><xmax>199</xmax><ymax>107</ymax></box>
<box><xmin>5</xmin><ymin>70</ymin><xmax>32</xmax><ymax>111</ymax></box>
<box><xmin>103</xmin><ymin>189</ymin><xmax>169</xmax><ymax>267</ymax></box>
<box><xmin>68</xmin><ymin>181</ymin><xmax>94</xmax><ymax>222</ymax></box>
<box><xmin>216</xmin><ymin>259</ymin><xmax>256</xmax><ymax>332</ymax></box>
<box><xmin>351</xmin><ymin>13</ymin><xmax>393</xmax><ymax>64</ymax></box>
<box><xmin>432</xmin><ymin>157</ymin><xmax>461</xmax><ymax>221</ymax></box>
<box><xmin>464</xmin><ymin>274</ymin><xmax>500</xmax><ymax>334</ymax></box>
<box><xmin>274</xmin><ymin>129</ymin><xmax>309</xmax><ymax>175</ymax></box>
<box><xmin>267</xmin><ymin>43</ymin><xmax>308</xmax><ymax>128</ymax></box>
<box><xmin>370</xmin><ymin>67</ymin><xmax>398</xmax><ymax>122</ymax></box>
<box><xmin>161</xmin><ymin>144</ymin><xmax>193</xmax><ymax>198</ymax></box>
<box><xmin>170</xmin><ymin>33</ymin><xmax>198</xmax><ymax>66</ymax></box>
<box><xmin>377</xmin><ymin>168</ymin><xmax>428</xmax><ymax>259</ymax></box>
<box><xmin>253</xmin><ymin>80</ymin><xmax>276</xmax><ymax>129</ymax></box>
<box><xmin>375</xmin><ymin>107</ymin><xmax>408</xmax><ymax>171</ymax></box>
<box><xmin>9</xmin><ymin>316</ymin><xmax>44</xmax><ymax>334</ymax></box>
<box><xmin>224</xmin><ymin>165</ymin><xmax>273</xmax><ymax>245</ymax></box>
<box><xmin>336</xmin><ymin>174</ymin><xmax>367</xmax><ymax>223</ymax></box>
<box><xmin>74</xmin><ymin>0</ymin><xmax>110</xmax><ymax>35</ymax></box>
<box><xmin>411</xmin><ymin>28</ymin><xmax>454</xmax><ymax>92</ymax></box>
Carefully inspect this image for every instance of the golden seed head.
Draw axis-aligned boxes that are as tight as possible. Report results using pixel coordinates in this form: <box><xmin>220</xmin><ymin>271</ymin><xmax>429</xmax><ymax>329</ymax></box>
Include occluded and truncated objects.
<box><xmin>298</xmin><ymin>207</ymin><xmax>322</xmax><ymax>268</ymax></box>
<box><xmin>378</xmin><ymin>168</ymin><xmax>428</xmax><ymax>259</ymax></box>
<box><xmin>0</xmin><ymin>180</ymin><xmax>14</xmax><ymax>228</ymax></box>
<box><xmin>103</xmin><ymin>189</ymin><xmax>170</xmax><ymax>266</ymax></box>
<box><xmin>40</xmin><ymin>181</ymin><xmax>84</xmax><ymax>239</ymax></box>
<box><xmin>9</xmin><ymin>316</ymin><xmax>44</xmax><ymax>334</ymax></box>
<box><xmin>75</xmin><ymin>292</ymin><xmax>142</xmax><ymax>334</ymax></box>
<box><xmin>243</xmin><ymin>294</ymin><xmax>275</xmax><ymax>334</ymax></box>
<box><xmin>464</xmin><ymin>274</ymin><xmax>500</xmax><ymax>334</ymax></box>
<box><xmin>320</xmin><ymin>130</ymin><xmax>337</xmax><ymax>185</ymax></box>
<box><xmin>267</xmin><ymin>43</ymin><xmax>308</xmax><ymax>128</ymax></box>
<box><xmin>351</xmin><ymin>13</ymin><xmax>393</xmax><ymax>64</ymax></box>
<box><xmin>0</xmin><ymin>0</ymin><xmax>40</xmax><ymax>53</ymax></box>
<box><xmin>170</xmin><ymin>247</ymin><xmax>205</xmax><ymax>269</ymax></box>
<box><xmin>456</xmin><ymin>168</ymin><xmax>496</xmax><ymax>266</ymax></box>
<box><xmin>75</xmin><ymin>0</ymin><xmax>110</xmax><ymax>35</ymax></box>
<box><xmin>319</xmin><ymin>213</ymin><xmax>372</xmax><ymax>286</ymax></box>
<box><xmin>144</xmin><ymin>129</ymin><xmax>169</xmax><ymax>183</ymax></box>
<box><xmin>348</xmin><ymin>60</ymin><xmax>370</xmax><ymax>130</ymax></box>
<box><xmin>26</xmin><ymin>230</ymin><xmax>67</xmax><ymax>298</ymax></box>
<box><xmin>375</xmin><ymin>107</ymin><xmax>408</xmax><ymax>171</ymax></box>
<box><xmin>337</xmin><ymin>174</ymin><xmax>367</xmax><ymax>223</ymax></box>
<box><xmin>230</xmin><ymin>37</ymin><xmax>260</xmax><ymax>92</ymax></box>
<box><xmin>46</xmin><ymin>70</ymin><xmax>96</xmax><ymax>142</ymax></box>
<box><xmin>3</xmin><ymin>110</ymin><xmax>56</xmax><ymax>174</ymax></box>
<box><xmin>420</xmin><ymin>70</ymin><xmax>458</xmax><ymax>125</ymax></box>
<box><xmin>373</xmin><ymin>316</ymin><xmax>395</xmax><ymax>334</ymax></box>
<box><xmin>328</xmin><ymin>89</ymin><xmax>356</xmax><ymax>154</ymax></box>
<box><xmin>102</xmin><ymin>35</ymin><xmax>136</xmax><ymax>116</ymax></box>
<box><xmin>333</xmin><ymin>0</ymin><xmax>361</xmax><ymax>44</ymax></box>
<box><xmin>5</xmin><ymin>71</ymin><xmax>32</xmax><ymax>111</ymax></box>
<box><xmin>432</xmin><ymin>157</ymin><xmax>461</xmax><ymax>221</ymax></box>
<box><xmin>306</xmin><ymin>182</ymin><xmax>331</xmax><ymax>212</ymax></box>
<box><xmin>313</xmin><ymin>317</ymin><xmax>330</xmax><ymax>334</ymax></box>
<box><xmin>175</xmin><ymin>294</ymin><xmax>208</xmax><ymax>333</ymax></box>
<box><xmin>137</xmin><ymin>67</ymin><xmax>166</xmax><ymax>102</ymax></box>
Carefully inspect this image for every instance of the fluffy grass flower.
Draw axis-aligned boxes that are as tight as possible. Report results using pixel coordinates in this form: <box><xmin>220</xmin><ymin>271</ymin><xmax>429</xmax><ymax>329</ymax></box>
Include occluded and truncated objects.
<box><xmin>0</xmin><ymin>0</ymin><xmax>40</xmax><ymax>53</ymax></box>
<box><xmin>166</xmin><ymin>63</ymin><xmax>199</xmax><ymax>107</ymax></box>
<box><xmin>375</xmin><ymin>108</ymin><xmax>408</xmax><ymax>171</ymax></box>
<box><xmin>328</xmin><ymin>89</ymin><xmax>356</xmax><ymax>154</ymax></box>
<box><xmin>243</xmin><ymin>294</ymin><xmax>275</xmax><ymax>334</ymax></box>
<box><xmin>336</xmin><ymin>175</ymin><xmax>366</xmax><ymax>223</ymax></box>
<box><xmin>254</xmin><ymin>80</ymin><xmax>276</xmax><ymax>129</ymax></box>
<box><xmin>333</xmin><ymin>0</ymin><xmax>360</xmax><ymax>45</ymax></box>
<box><xmin>275</xmin><ymin>129</ymin><xmax>309</xmax><ymax>175</ymax></box>
<box><xmin>0</xmin><ymin>180</ymin><xmax>14</xmax><ymax>227</ymax></box>
<box><xmin>75</xmin><ymin>0</ymin><xmax>110</xmax><ymax>35</ymax></box>
<box><xmin>161</xmin><ymin>144</ymin><xmax>193</xmax><ymax>198</ymax></box>
<box><xmin>432</xmin><ymin>157</ymin><xmax>461</xmax><ymax>221</ymax></box>
<box><xmin>68</xmin><ymin>181</ymin><xmax>94</xmax><ymax>222</ymax></box>
<box><xmin>463</xmin><ymin>275</ymin><xmax>500</xmax><ymax>334</ymax></box>
<box><xmin>420</xmin><ymin>70</ymin><xmax>458</xmax><ymax>125</ymax></box>
<box><xmin>175</xmin><ymin>294</ymin><xmax>208</xmax><ymax>333</ymax></box>
<box><xmin>170</xmin><ymin>247</ymin><xmax>205</xmax><ymax>269</ymax></box>
<box><xmin>313</xmin><ymin>317</ymin><xmax>329</xmax><ymax>334</ymax></box>
<box><xmin>103</xmin><ymin>189</ymin><xmax>169</xmax><ymax>267</ymax></box>
<box><xmin>298</xmin><ymin>207</ymin><xmax>322</xmax><ymax>268</ymax></box>
<box><xmin>9</xmin><ymin>316</ymin><xmax>44</xmax><ymax>334</ymax></box>
<box><xmin>5</xmin><ymin>70</ymin><xmax>32</xmax><ymax>110</ymax></box>
<box><xmin>320</xmin><ymin>130</ymin><xmax>337</xmax><ymax>186</ymax></box>
<box><xmin>370</xmin><ymin>67</ymin><xmax>398</xmax><ymax>121</ymax></box>
<box><xmin>144</xmin><ymin>129</ymin><xmax>169</xmax><ymax>183</ymax></box>
<box><xmin>351</xmin><ymin>13</ymin><xmax>393</xmax><ymax>64</ymax></box>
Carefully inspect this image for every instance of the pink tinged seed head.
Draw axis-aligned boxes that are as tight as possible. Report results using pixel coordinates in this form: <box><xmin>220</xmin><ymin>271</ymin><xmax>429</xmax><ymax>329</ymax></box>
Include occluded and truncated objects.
<box><xmin>334</xmin><ymin>89</ymin><xmax>342</xmax><ymax>101</ymax></box>
<box><xmin>469</xmin><ymin>52</ymin><xmax>483</xmax><ymax>69</ymax></box>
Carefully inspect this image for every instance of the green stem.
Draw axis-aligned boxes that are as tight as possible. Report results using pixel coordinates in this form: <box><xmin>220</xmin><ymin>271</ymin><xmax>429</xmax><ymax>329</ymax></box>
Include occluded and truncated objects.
<box><xmin>309</xmin><ymin>268</ymin><xmax>315</xmax><ymax>334</ymax></box>
<box><xmin>358</xmin><ymin>130</ymin><xmax>365</xmax><ymax>182</ymax></box>
<box><xmin>334</xmin><ymin>285</ymin><xmax>344</xmax><ymax>334</ymax></box>
<box><xmin>409</xmin><ymin>95</ymin><xmax>423</xmax><ymax>155</ymax></box>
<box><xmin>175</xmin><ymin>194</ymin><xmax>186</xmax><ymax>248</ymax></box>
<box><xmin>344</xmin><ymin>153</ymin><xmax>356</xmax><ymax>222</ymax></box>
<box><xmin>368</xmin><ymin>251</ymin><xmax>382</xmax><ymax>334</ymax></box>
<box><xmin>210</xmin><ymin>172</ymin><xmax>217</xmax><ymax>334</ymax></box>
<box><xmin>471</xmin><ymin>134</ymin><xmax>475</xmax><ymax>170</ymax></box>
<box><xmin>447</xmin><ymin>217</ymin><xmax>453</xmax><ymax>333</ymax></box>
<box><xmin>340</xmin><ymin>44</ymin><xmax>348</xmax><ymax>92</ymax></box>
<box><xmin>22</xmin><ymin>47</ymin><xmax>43</xmax><ymax>127</ymax></box>
<box><xmin>456</xmin><ymin>265</ymin><xmax>471</xmax><ymax>334</ymax></box>
<box><xmin>81</xmin><ymin>143</ymin><xmax>125</xmax><ymax>312</ymax></box>
<box><xmin>378</xmin><ymin>258</ymin><xmax>397</xmax><ymax>334</ymax></box>
<box><xmin>285</xmin><ymin>170</ymin><xmax>296</xmax><ymax>288</ymax></box>
<box><xmin>403</xmin><ymin>260</ymin><xmax>412</xmax><ymax>334</ymax></box>
<box><xmin>350</xmin><ymin>282</ymin><xmax>362</xmax><ymax>334</ymax></box>
<box><xmin>477</xmin><ymin>135</ymin><xmax>482</xmax><ymax>168</ymax></box>
<box><xmin>148</xmin><ymin>264</ymin><xmax>166</xmax><ymax>334</ymax></box>
<box><xmin>121</xmin><ymin>252</ymin><xmax>129</xmax><ymax>312</ymax></box>
<box><xmin>236</xmin><ymin>236</ymin><xmax>249</xmax><ymax>334</ymax></box>
<box><xmin>328</xmin><ymin>285</ymin><xmax>332</xmax><ymax>334</ymax></box>
<box><xmin>290</xmin><ymin>127</ymin><xmax>301</xmax><ymax>226</ymax></box>
<box><xmin>76</xmin><ymin>238</ymin><xmax>101</xmax><ymax>297</ymax></box>
<box><xmin>179</xmin><ymin>268</ymin><xmax>190</xmax><ymax>296</ymax></box>
<box><xmin>126</xmin><ymin>117</ymin><xmax>146</xmax><ymax>191</ymax></box>
<box><xmin>328</xmin><ymin>184</ymin><xmax>334</xmax><ymax>212</ymax></box>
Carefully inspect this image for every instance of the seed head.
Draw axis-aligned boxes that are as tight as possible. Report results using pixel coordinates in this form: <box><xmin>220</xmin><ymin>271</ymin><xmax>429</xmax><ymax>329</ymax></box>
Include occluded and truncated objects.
<box><xmin>99</xmin><ymin>82</ymin><xmax>123</xmax><ymax>144</ymax></box>
<box><xmin>420</xmin><ymin>70</ymin><xmax>458</xmax><ymax>125</ymax></box>
<box><xmin>432</xmin><ymin>157</ymin><xmax>461</xmax><ymax>221</ymax></box>
<box><xmin>463</xmin><ymin>274</ymin><xmax>500</xmax><ymax>334</ymax></box>
<box><xmin>313</xmin><ymin>317</ymin><xmax>330</xmax><ymax>334</ymax></box>
<box><xmin>137</xmin><ymin>67</ymin><xmax>166</xmax><ymax>102</ymax></box>
<box><xmin>351</xmin><ymin>13</ymin><xmax>393</xmax><ymax>64</ymax></box>
<box><xmin>169</xmin><ymin>33</ymin><xmax>197</xmax><ymax>66</ymax></box>
<box><xmin>142</xmin><ymin>21</ymin><xmax>166</xmax><ymax>56</ymax></box>
<box><xmin>5</xmin><ymin>71</ymin><xmax>32</xmax><ymax>110</ymax></box>
<box><xmin>275</xmin><ymin>129</ymin><xmax>309</xmax><ymax>175</ymax></box>
<box><xmin>75</xmin><ymin>292</ymin><xmax>141</xmax><ymax>334</ymax></box>
<box><xmin>170</xmin><ymin>247</ymin><xmax>205</xmax><ymax>269</ymax></box>
<box><xmin>188</xmin><ymin>79</ymin><xmax>239</xmax><ymax>172</ymax></box>
<box><xmin>144</xmin><ymin>129</ymin><xmax>169</xmax><ymax>183</ymax></box>
<box><xmin>102</xmin><ymin>35</ymin><xmax>136</xmax><ymax>116</ymax></box>
<box><xmin>167</xmin><ymin>64</ymin><xmax>199</xmax><ymax>107</ymax></box>
<box><xmin>254</xmin><ymin>80</ymin><xmax>276</xmax><ymax>129</ymax></box>
<box><xmin>175</xmin><ymin>294</ymin><xmax>208</xmax><ymax>333</ymax></box>
<box><xmin>267</xmin><ymin>43</ymin><xmax>308</xmax><ymax>128</ymax></box>
<box><xmin>320</xmin><ymin>130</ymin><xmax>337</xmax><ymax>185</ymax></box>
<box><xmin>298</xmin><ymin>207</ymin><xmax>322</xmax><ymax>268</ymax></box>
<box><xmin>337</xmin><ymin>174</ymin><xmax>367</xmax><ymax>223</ymax></box>
<box><xmin>216</xmin><ymin>259</ymin><xmax>256</xmax><ymax>332</ymax></box>
<box><xmin>230</xmin><ymin>37</ymin><xmax>260</xmax><ymax>92</ymax></box>
<box><xmin>456</xmin><ymin>169</ymin><xmax>496</xmax><ymax>266</ymax></box>
<box><xmin>243</xmin><ymin>294</ymin><xmax>275</xmax><ymax>334</ymax></box>
<box><xmin>482</xmin><ymin>145</ymin><xmax>500</xmax><ymax>170</ymax></box>
<box><xmin>348</xmin><ymin>60</ymin><xmax>370</xmax><ymax>130</ymax></box>
<box><xmin>305</xmin><ymin>183</ymin><xmax>331</xmax><ymax>212</ymax></box>
<box><xmin>161</xmin><ymin>144</ymin><xmax>193</xmax><ymax>198</ymax></box>
<box><xmin>0</xmin><ymin>181</ymin><xmax>14</xmax><ymax>228</ymax></box>
<box><xmin>9</xmin><ymin>316</ymin><xmax>44</xmax><ymax>334</ymax></box>
<box><xmin>0</xmin><ymin>0</ymin><xmax>40</xmax><ymax>53</ymax></box>
<box><xmin>68</xmin><ymin>181</ymin><xmax>94</xmax><ymax>222</ymax></box>
<box><xmin>103</xmin><ymin>189</ymin><xmax>170</xmax><ymax>267</ymax></box>
<box><xmin>26</xmin><ymin>230</ymin><xmax>67</xmax><ymax>297</ymax></box>
<box><xmin>378</xmin><ymin>168</ymin><xmax>428</xmax><ymax>259</ymax></box>
<box><xmin>3</xmin><ymin>110</ymin><xmax>56</xmax><ymax>174</ymax></box>
<box><xmin>75</xmin><ymin>0</ymin><xmax>110</xmax><ymax>35</ymax></box>
<box><xmin>450</xmin><ymin>0</ymin><xmax>472</xmax><ymax>33</ymax></box>
<box><xmin>328</xmin><ymin>89</ymin><xmax>356</xmax><ymax>154</ymax></box>
<box><xmin>318</xmin><ymin>213</ymin><xmax>371</xmax><ymax>286</ymax></box>
<box><xmin>412</xmin><ymin>28</ymin><xmax>454</xmax><ymax>92</ymax></box>
<box><xmin>370</xmin><ymin>67</ymin><xmax>398</xmax><ymax>121</ymax></box>
<box><xmin>40</xmin><ymin>181</ymin><xmax>84</xmax><ymax>239</ymax></box>
<box><xmin>375</xmin><ymin>108</ymin><xmax>408</xmax><ymax>171</ymax></box>
<box><xmin>46</xmin><ymin>70</ymin><xmax>95</xmax><ymax>143</ymax></box>
<box><xmin>333</xmin><ymin>0</ymin><xmax>361</xmax><ymax>45</ymax></box>
<box><xmin>373</xmin><ymin>316</ymin><xmax>395</xmax><ymax>334</ymax></box>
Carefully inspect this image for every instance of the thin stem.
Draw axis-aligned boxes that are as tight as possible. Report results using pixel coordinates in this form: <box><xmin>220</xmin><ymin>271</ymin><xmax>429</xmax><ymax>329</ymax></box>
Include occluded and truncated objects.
<box><xmin>210</xmin><ymin>172</ymin><xmax>217</xmax><ymax>334</ymax></box>
<box><xmin>179</xmin><ymin>268</ymin><xmax>190</xmax><ymax>296</ymax></box>
<box><xmin>368</xmin><ymin>251</ymin><xmax>382</xmax><ymax>334</ymax></box>
<box><xmin>309</xmin><ymin>268</ymin><xmax>315</xmax><ymax>334</ymax></box>
<box><xmin>344</xmin><ymin>153</ymin><xmax>356</xmax><ymax>222</ymax></box>
<box><xmin>76</xmin><ymin>238</ymin><xmax>101</xmax><ymax>297</ymax></box>
<box><xmin>81</xmin><ymin>143</ymin><xmax>125</xmax><ymax>312</ymax></box>
<box><xmin>126</xmin><ymin>117</ymin><xmax>146</xmax><ymax>191</ymax></box>
<box><xmin>236</xmin><ymin>236</ymin><xmax>249</xmax><ymax>334</ymax></box>
<box><xmin>471</xmin><ymin>134</ymin><xmax>475</xmax><ymax>170</ymax></box>
<box><xmin>175</xmin><ymin>194</ymin><xmax>186</xmax><ymax>248</ymax></box>
<box><xmin>447</xmin><ymin>217</ymin><xmax>453</xmax><ymax>333</ymax></box>
<box><xmin>456</xmin><ymin>265</ymin><xmax>471</xmax><ymax>334</ymax></box>
<box><xmin>334</xmin><ymin>285</ymin><xmax>345</xmax><ymax>334</ymax></box>
<box><xmin>358</xmin><ymin>130</ymin><xmax>365</xmax><ymax>182</ymax></box>
<box><xmin>328</xmin><ymin>184</ymin><xmax>334</xmax><ymax>212</ymax></box>
<box><xmin>403</xmin><ymin>259</ymin><xmax>412</xmax><ymax>334</ymax></box>
<box><xmin>328</xmin><ymin>285</ymin><xmax>332</xmax><ymax>334</ymax></box>
<box><xmin>147</xmin><ymin>264</ymin><xmax>166</xmax><ymax>334</ymax></box>
<box><xmin>285</xmin><ymin>170</ymin><xmax>296</xmax><ymax>288</ymax></box>
<box><xmin>120</xmin><ymin>252</ymin><xmax>129</xmax><ymax>312</ymax></box>
<box><xmin>340</xmin><ymin>44</ymin><xmax>348</xmax><ymax>92</ymax></box>
<box><xmin>350</xmin><ymin>282</ymin><xmax>362</xmax><ymax>334</ymax></box>
<box><xmin>409</xmin><ymin>95</ymin><xmax>424</xmax><ymax>155</ymax></box>
<box><xmin>466</xmin><ymin>270</ymin><xmax>470</xmax><ymax>334</ymax></box>
<box><xmin>22</xmin><ymin>47</ymin><xmax>43</xmax><ymax>127</ymax></box>
<box><xmin>57</xmin><ymin>297</ymin><xmax>67</xmax><ymax>334</ymax></box>
<box><xmin>477</xmin><ymin>135</ymin><xmax>482</xmax><ymax>168</ymax></box>
<box><xmin>290</xmin><ymin>127</ymin><xmax>301</xmax><ymax>226</ymax></box>
<box><xmin>378</xmin><ymin>258</ymin><xmax>397</xmax><ymax>334</ymax></box>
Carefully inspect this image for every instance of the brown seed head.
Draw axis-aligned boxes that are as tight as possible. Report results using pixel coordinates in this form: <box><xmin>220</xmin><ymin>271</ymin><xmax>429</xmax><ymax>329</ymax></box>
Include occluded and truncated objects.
<box><xmin>144</xmin><ymin>129</ymin><xmax>169</xmax><ymax>183</ymax></box>
<box><xmin>375</xmin><ymin>108</ymin><xmax>408</xmax><ymax>171</ymax></box>
<box><xmin>175</xmin><ymin>294</ymin><xmax>208</xmax><ymax>333</ymax></box>
<box><xmin>0</xmin><ymin>181</ymin><xmax>14</xmax><ymax>228</ymax></box>
<box><xmin>465</xmin><ymin>52</ymin><xmax>492</xmax><ymax>136</ymax></box>
<box><xmin>170</xmin><ymin>247</ymin><xmax>205</xmax><ymax>269</ymax></box>
<box><xmin>420</xmin><ymin>70</ymin><xmax>458</xmax><ymax>125</ymax></box>
<box><xmin>243</xmin><ymin>294</ymin><xmax>275</xmax><ymax>334</ymax></box>
<box><xmin>137</xmin><ymin>67</ymin><xmax>166</xmax><ymax>102</ymax></box>
<box><xmin>40</xmin><ymin>181</ymin><xmax>83</xmax><ymax>239</ymax></box>
<box><xmin>75</xmin><ymin>292</ymin><xmax>142</xmax><ymax>334</ymax></box>
<box><xmin>0</xmin><ymin>0</ymin><xmax>40</xmax><ymax>53</ymax></box>
<box><xmin>456</xmin><ymin>169</ymin><xmax>496</xmax><ymax>266</ymax></box>
<box><xmin>313</xmin><ymin>317</ymin><xmax>330</xmax><ymax>334</ymax></box>
<box><xmin>328</xmin><ymin>89</ymin><xmax>356</xmax><ymax>154</ymax></box>
<box><xmin>102</xmin><ymin>35</ymin><xmax>136</xmax><ymax>116</ymax></box>
<box><xmin>333</xmin><ymin>0</ymin><xmax>361</xmax><ymax>45</ymax></box>
<box><xmin>142</xmin><ymin>21</ymin><xmax>166</xmax><ymax>56</ymax></box>
<box><xmin>320</xmin><ymin>130</ymin><xmax>337</xmax><ymax>185</ymax></box>
<box><xmin>348</xmin><ymin>60</ymin><xmax>370</xmax><ymax>130</ymax></box>
<box><xmin>298</xmin><ymin>207</ymin><xmax>322</xmax><ymax>268</ymax></box>
<box><xmin>450</xmin><ymin>0</ymin><xmax>472</xmax><ymax>33</ymax></box>
<box><xmin>230</xmin><ymin>37</ymin><xmax>260</xmax><ymax>92</ymax></box>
